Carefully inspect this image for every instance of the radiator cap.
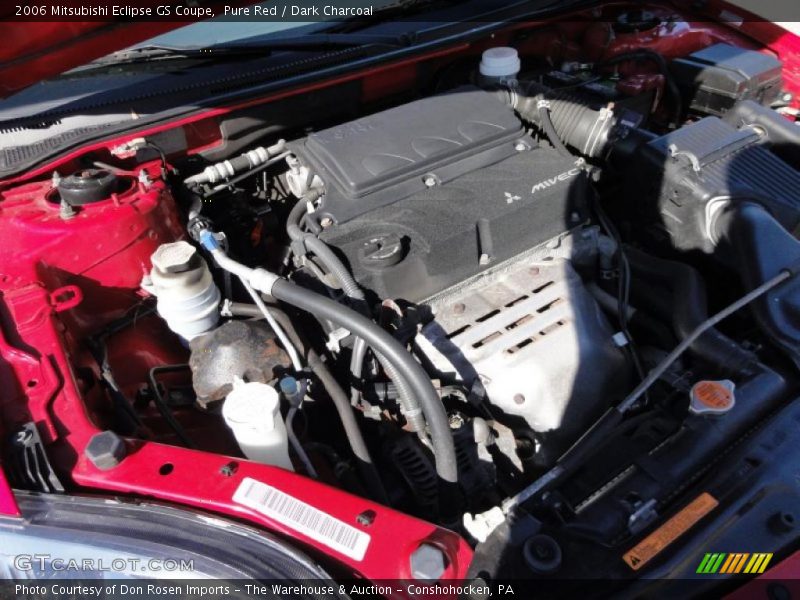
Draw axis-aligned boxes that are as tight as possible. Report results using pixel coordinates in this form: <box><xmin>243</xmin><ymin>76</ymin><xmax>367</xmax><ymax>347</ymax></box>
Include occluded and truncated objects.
<box><xmin>690</xmin><ymin>379</ymin><xmax>735</xmax><ymax>415</ymax></box>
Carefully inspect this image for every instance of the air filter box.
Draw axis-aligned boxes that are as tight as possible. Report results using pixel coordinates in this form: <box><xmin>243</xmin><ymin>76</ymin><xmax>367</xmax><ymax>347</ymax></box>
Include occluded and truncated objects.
<box><xmin>670</xmin><ymin>43</ymin><xmax>782</xmax><ymax>117</ymax></box>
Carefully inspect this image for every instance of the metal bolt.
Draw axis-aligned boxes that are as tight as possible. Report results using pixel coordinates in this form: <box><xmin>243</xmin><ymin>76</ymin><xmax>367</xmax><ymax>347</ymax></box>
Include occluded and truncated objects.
<box><xmin>452</xmin><ymin>302</ymin><xmax>466</xmax><ymax>315</ymax></box>
<box><xmin>529</xmin><ymin>267</ymin><xmax>540</xmax><ymax>276</ymax></box>
<box><xmin>515</xmin><ymin>141</ymin><xmax>528</xmax><ymax>152</ymax></box>
<box><xmin>783</xmin><ymin>92</ymin><xmax>793</xmax><ymax>103</ymax></box>
<box><xmin>423</xmin><ymin>175</ymin><xmax>438</xmax><ymax>187</ymax></box>
<box><xmin>219</xmin><ymin>462</ymin><xmax>238</xmax><ymax>477</ymax></box>
<box><xmin>59</xmin><ymin>199</ymin><xmax>77</xmax><ymax>220</ymax></box>
<box><xmin>356</xmin><ymin>510</ymin><xmax>376</xmax><ymax>526</ymax></box>
<box><xmin>85</xmin><ymin>431</ymin><xmax>127</xmax><ymax>471</ymax></box>
<box><xmin>410</xmin><ymin>543</ymin><xmax>447</xmax><ymax>581</ymax></box>
<box><xmin>320</xmin><ymin>217</ymin><xmax>333</xmax><ymax>228</ymax></box>
<box><xmin>514</xmin><ymin>393</ymin><xmax>526</xmax><ymax>405</ymax></box>
<box><xmin>448</xmin><ymin>413</ymin><xmax>465</xmax><ymax>429</ymax></box>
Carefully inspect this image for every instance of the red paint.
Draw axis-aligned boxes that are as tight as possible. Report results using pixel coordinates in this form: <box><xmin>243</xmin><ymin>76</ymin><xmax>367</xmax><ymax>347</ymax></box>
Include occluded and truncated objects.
<box><xmin>0</xmin><ymin>163</ymin><xmax>472</xmax><ymax>580</ymax></box>
<box><xmin>75</xmin><ymin>441</ymin><xmax>472</xmax><ymax>579</ymax></box>
<box><xmin>0</xmin><ymin>166</ymin><xmax>184</xmax><ymax>335</ymax></box>
<box><xmin>0</xmin><ymin>471</ymin><xmax>20</xmax><ymax>517</ymax></box>
<box><xmin>0</xmin><ymin>22</ymin><xmax>180</xmax><ymax>98</ymax></box>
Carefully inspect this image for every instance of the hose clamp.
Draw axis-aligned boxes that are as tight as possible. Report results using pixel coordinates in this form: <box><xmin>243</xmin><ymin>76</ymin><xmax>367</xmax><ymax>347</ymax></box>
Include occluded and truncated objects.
<box><xmin>249</xmin><ymin>268</ymin><xmax>280</xmax><ymax>295</ymax></box>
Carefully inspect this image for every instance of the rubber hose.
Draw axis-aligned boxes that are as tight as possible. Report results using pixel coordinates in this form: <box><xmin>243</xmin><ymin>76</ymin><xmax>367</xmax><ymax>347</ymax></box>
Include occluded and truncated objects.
<box><xmin>374</xmin><ymin>350</ymin><xmax>426</xmax><ymax>433</ymax></box>
<box><xmin>227</xmin><ymin>302</ymin><xmax>388</xmax><ymax>503</ymax></box>
<box><xmin>305</xmin><ymin>349</ymin><xmax>389</xmax><ymax>505</ymax></box>
<box><xmin>286</xmin><ymin>201</ymin><xmax>426</xmax><ymax>433</ymax></box>
<box><xmin>286</xmin><ymin>195</ymin><xmax>310</xmax><ymax>242</ymax></box>
<box><xmin>508</xmin><ymin>89</ymin><xmax>616</xmax><ymax>158</ymax></box>
<box><xmin>723</xmin><ymin>100</ymin><xmax>800</xmax><ymax>168</ymax></box>
<box><xmin>269</xmin><ymin>278</ymin><xmax>458</xmax><ymax>515</ymax></box>
<box><xmin>538</xmin><ymin>104</ymin><xmax>573</xmax><ymax>158</ymax></box>
<box><xmin>625</xmin><ymin>246</ymin><xmax>757</xmax><ymax>375</ymax></box>
<box><xmin>303</xmin><ymin>236</ymin><xmax>365</xmax><ymax>302</ymax></box>
<box><xmin>301</xmin><ymin>239</ymin><xmax>423</xmax><ymax>431</ymax></box>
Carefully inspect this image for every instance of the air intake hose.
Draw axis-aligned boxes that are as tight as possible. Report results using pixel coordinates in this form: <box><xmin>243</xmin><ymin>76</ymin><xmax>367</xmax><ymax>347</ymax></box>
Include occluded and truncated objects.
<box><xmin>498</xmin><ymin>86</ymin><xmax>619</xmax><ymax>158</ymax></box>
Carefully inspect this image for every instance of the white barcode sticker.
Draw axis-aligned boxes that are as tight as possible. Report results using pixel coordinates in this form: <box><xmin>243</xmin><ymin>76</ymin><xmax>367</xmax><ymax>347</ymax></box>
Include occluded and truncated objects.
<box><xmin>233</xmin><ymin>477</ymin><xmax>371</xmax><ymax>561</ymax></box>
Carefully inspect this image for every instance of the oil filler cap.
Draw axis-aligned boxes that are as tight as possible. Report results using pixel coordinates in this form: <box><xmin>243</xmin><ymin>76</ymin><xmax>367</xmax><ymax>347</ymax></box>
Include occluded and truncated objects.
<box><xmin>690</xmin><ymin>379</ymin><xmax>735</xmax><ymax>415</ymax></box>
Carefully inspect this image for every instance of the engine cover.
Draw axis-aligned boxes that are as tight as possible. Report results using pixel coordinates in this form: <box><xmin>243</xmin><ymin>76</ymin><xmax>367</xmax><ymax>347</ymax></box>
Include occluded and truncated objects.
<box><xmin>294</xmin><ymin>88</ymin><xmax>590</xmax><ymax>301</ymax></box>
<box><xmin>317</xmin><ymin>149</ymin><xmax>589</xmax><ymax>302</ymax></box>
<box><xmin>297</xmin><ymin>86</ymin><xmax>527</xmax><ymax>224</ymax></box>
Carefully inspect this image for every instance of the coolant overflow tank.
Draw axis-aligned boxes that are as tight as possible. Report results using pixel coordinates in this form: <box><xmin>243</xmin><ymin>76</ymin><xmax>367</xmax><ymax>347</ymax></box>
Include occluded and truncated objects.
<box><xmin>147</xmin><ymin>241</ymin><xmax>220</xmax><ymax>340</ymax></box>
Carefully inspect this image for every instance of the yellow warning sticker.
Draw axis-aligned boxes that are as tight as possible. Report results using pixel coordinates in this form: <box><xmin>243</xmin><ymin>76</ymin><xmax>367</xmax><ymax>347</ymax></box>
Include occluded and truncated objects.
<box><xmin>623</xmin><ymin>492</ymin><xmax>719</xmax><ymax>571</ymax></box>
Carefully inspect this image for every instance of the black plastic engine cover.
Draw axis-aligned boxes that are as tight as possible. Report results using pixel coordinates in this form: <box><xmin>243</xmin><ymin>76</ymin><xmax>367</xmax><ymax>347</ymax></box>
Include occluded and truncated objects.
<box><xmin>296</xmin><ymin>86</ymin><xmax>527</xmax><ymax>224</ymax></box>
<box><xmin>319</xmin><ymin>148</ymin><xmax>590</xmax><ymax>302</ymax></box>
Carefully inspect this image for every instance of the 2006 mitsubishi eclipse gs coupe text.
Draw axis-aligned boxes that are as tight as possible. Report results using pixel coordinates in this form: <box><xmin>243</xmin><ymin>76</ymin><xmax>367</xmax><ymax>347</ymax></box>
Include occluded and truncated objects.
<box><xmin>1</xmin><ymin>0</ymin><xmax>800</xmax><ymax>596</ymax></box>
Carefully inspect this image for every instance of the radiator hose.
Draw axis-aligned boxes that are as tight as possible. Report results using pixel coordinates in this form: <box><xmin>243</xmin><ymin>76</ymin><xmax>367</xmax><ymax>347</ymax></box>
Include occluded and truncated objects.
<box><xmin>624</xmin><ymin>246</ymin><xmax>757</xmax><ymax>376</ymax></box>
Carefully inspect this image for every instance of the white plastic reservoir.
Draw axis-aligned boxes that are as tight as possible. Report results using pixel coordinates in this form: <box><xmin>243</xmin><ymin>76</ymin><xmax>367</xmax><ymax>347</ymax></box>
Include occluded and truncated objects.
<box><xmin>222</xmin><ymin>379</ymin><xmax>294</xmax><ymax>471</ymax></box>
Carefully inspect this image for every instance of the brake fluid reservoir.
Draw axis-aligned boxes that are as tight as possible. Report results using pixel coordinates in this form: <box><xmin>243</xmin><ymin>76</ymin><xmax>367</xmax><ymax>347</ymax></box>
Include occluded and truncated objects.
<box><xmin>479</xmin><ymin>47</ymin><xmax>521</xmax><ymax>86</ymax></box>
<box><xmin>222</xmin><ymin>379</ymin><xmax>293</xmax><ymax>471</ymax></box>
<box><xmin>147</xmin><ymin>241</ymin><xmax>220</xmax><ymax>340</ymax></box>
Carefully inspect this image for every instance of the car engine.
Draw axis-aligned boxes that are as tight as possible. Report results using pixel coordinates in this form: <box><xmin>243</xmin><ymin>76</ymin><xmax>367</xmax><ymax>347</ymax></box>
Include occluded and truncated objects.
<box><xmin>4</xmin><ymin>8</ymin><xmax>800</xmax><ymax>587</ymax></box>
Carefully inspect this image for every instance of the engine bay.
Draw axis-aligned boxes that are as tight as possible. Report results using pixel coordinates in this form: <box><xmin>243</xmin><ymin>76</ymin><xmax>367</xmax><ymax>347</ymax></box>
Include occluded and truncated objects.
<box><xmin>3</xmin><ymin>3</ymin><xmax>800</xmax><ymax>589</ymax></box>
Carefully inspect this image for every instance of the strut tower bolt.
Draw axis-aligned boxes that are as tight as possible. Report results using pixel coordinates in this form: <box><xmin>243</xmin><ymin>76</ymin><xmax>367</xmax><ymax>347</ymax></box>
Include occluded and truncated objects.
<box><xmin>59</xmin><ymin>198</ymin><xmax>77</xmax><ymax>220</ymax></box>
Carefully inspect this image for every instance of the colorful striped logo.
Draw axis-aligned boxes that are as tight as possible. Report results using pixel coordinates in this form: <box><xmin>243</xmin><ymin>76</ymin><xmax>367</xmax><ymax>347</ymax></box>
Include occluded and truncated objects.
<box><xmin>696</xmin><ymin>553</ymin><xmax>773</xmax><ymax>574</ymax></box>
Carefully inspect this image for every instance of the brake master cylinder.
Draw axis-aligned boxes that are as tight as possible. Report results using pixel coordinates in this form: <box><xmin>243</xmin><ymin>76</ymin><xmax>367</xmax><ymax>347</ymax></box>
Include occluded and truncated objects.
<box><xmin>145</xmin><ymin>241</ymin><xmax>221</xmax><ymax>340</ymax></box>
